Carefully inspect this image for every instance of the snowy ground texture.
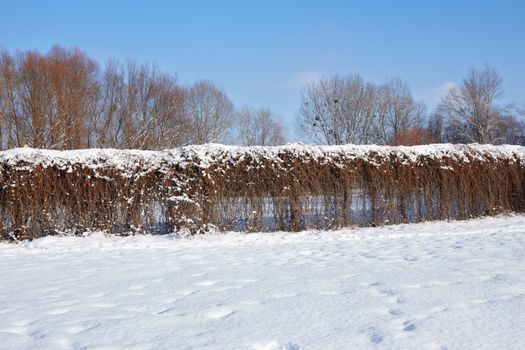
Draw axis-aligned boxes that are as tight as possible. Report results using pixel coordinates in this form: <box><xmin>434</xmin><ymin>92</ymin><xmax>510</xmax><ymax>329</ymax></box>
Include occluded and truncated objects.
<box><xmin>1</xmin><ymin>216</ymin><xmax>525</xmax><ymax>350</ymax></box>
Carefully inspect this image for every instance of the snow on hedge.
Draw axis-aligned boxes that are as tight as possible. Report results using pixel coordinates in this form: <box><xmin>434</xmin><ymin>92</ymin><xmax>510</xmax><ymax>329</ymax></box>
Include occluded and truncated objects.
<box><xmin>2</xmin><ymin>143</ymin><xmax>525</xmax><ymax>176</ymax></box>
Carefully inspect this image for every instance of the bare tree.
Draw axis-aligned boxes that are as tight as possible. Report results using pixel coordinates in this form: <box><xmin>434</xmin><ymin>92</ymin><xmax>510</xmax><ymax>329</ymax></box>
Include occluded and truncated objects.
<box><xmin>436</xmin><ymin>66</ymin><xmax>519</xmax><ymax>144</ymax></box>
<box><xmin>427</xmin><ymin>112</ymin><xmax>445</xmax><ymax>143</ymax></box>
<box><xmin>148</xmin><ymin>74</ymin><xmax>189</xmax><ymax>148</ymax></box>
<box><xmin>184</xmin><ymin>80</ymin><xmax>234</xmax><ymax>144</ymax></box>
<box><xmin>46</xmin><ymin>45</ymin><xmax>99</xmax><ymax>149</ymax></box>
<box><xmin>0</xmin><ymin>49</ymin><xmax>20</xmax><ymax>148</ymax></box>
<box><xmin>0</xmin><ymin>49</ymin><xmax>9</xmax><ymax>149</ymax></box>
<box><xmin>237</xmin><ymin>106</ymin><xmax>286</xmax><ymax>146</ymax></box>
<box><xmin>96</xmin><ymin>60</ymin><xmax>125</xmax><ymax>148</ymax></box>
<box><xmin>96</xmin><ymin>60</ymin><xmax>188</xmax><ymax>149</ymax></box>
<box><xmin>495</xmin><ymin>114</ymin><xmax>525</xmax><ymax>145</ymax></box>
<box><xmin>296</xmin><ymin>74</ymin><xmax>376</xmax><ymax>145</ymax></box>
<box><xmin>373</xmin><ymin>79</ymin><xmax>426</xmax><ymax>145</ymax></box>
<box><xmin>0</xmin><ymin>47</ymin><xmax>100</xmax><ymax>149</ymax></box>
<box><xmin>16</xmin><ymin>50</ymin><xmax>53</xmax><ymax>148</ymax></box>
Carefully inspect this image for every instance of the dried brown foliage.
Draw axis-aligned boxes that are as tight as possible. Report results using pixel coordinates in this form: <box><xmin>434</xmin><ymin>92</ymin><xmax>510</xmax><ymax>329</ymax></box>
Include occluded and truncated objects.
<box><xmin>1</xmin><ymin>144</ymin><xmax>524</xmax><ymax>240</ymax></box>
<box><xmin>391</xmin><ymin>129</ymin><xmax>437</xmax><ymax>146</ymax></box>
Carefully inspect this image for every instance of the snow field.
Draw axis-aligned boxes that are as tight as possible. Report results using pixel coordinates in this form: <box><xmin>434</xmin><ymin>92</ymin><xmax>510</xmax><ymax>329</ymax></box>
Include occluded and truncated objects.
<box><xmin>1</xmin><ymin>215</ymin><xmax>525</xmax><ymax>349</ymax></box>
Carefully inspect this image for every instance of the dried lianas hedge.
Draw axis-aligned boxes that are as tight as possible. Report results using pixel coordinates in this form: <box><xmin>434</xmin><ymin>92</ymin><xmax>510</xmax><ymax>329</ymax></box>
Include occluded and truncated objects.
<box><xmin>1</xmin><ymin>144</ymin><xmax>524</xmax><ymax>240</ymax></box>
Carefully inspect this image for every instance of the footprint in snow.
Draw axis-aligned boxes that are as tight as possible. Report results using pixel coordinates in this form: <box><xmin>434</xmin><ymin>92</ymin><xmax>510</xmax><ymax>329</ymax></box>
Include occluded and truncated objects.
<box><xmin>29</xmin><ymin>329</ymin><xmax>48</xmax><ymax>340</ymax></box>
<box><xmin>380</xmin><ymin>288</ymin><xmax>396</xmax><ymax>296</ymax></box>
<box><xmin>362</xmin><ymin>326</ymin><xmax>384</xmax><ymax>344</ymax></box>
<box><xmin>485</xmin><ymin>274</ymin><xmax>511</xmax><ymax>284</ymax></box>
<box><xmin>403</xmin><ymin>321</ymin><xmax>417</xmax><ymax>332</ymax></box>
<box><xmin>388</xmin><ymin>295</ymin><xmax>407</xmax><ymax>304</ymax></box>
<box><xmin>65</xmin><ymin>324</ymin><xmax>99</xmax><ymax>334</ymax></box>
<box><xmin>389</xmin><ymin>308</ymin><xmax>402</xmax><ymax>316</ymax></box>
<box><xmin>370</xmin><ymin>332</ymin><xmax>384</xmax><ymax>344</ymax></box>
<box><xmin>158</xmin><ymin>306</ymin><xmax>178</xmax><ymax>315</ymax></box>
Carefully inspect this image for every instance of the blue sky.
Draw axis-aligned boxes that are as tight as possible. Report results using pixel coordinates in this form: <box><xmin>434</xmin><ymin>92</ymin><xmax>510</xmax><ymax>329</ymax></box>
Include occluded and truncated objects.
<box><xmin>1</xmin><ymin>0</ymin><xmax>524</xmax><ymax>140</ymax></box>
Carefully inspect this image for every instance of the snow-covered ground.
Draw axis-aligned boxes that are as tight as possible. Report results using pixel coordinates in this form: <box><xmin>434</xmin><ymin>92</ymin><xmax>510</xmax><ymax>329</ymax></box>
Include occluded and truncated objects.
<box><xmin>1</xmin><ymin>216</ymin><xmax>525</xmax><ymax>350</ymax></box>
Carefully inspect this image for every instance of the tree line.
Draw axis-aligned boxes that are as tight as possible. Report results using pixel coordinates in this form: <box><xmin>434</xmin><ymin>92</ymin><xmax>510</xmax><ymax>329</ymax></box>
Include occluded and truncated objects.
<box><xmin>297</xmin><ymin>69</ymin><xmax>525</xmax><ymax>146</ymax></box>
<box><xmin>0</xmin><ymin>46</ymin><xmax>285</xmax><ymax>150</ymax></box>
<box><xmin>0</xmin><ymin>45</ymin><xmax>523</xmax><ymax>150</ymax></box>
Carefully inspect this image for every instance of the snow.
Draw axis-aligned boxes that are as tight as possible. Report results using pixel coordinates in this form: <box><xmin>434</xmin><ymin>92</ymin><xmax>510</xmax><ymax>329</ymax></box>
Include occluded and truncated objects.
<box><xmin>1</xmin><ymin>215</ymin><xmax>525</xmax><ymax>349</ymax></box>
<box><xmin>2</xmin><ymin>143</ymin><xmax>524</xmax><ymax>177</ymax></box>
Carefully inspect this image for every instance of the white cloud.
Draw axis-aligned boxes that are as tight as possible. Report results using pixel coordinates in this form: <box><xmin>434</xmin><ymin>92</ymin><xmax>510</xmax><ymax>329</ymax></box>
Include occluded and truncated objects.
<box><xmin>417</xmin><ymin>81</ymin><xmax>458</xmax><ymax>109</ymax></box>
<box><xmin>291</xmin><ymin>70</ymin><xmax>323</xmax><ymax>88</ymax></box>
<box><xmin>438</xmin><ymin>81</ymin><xmax>458</xmax><ymax>95</ymax></box>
